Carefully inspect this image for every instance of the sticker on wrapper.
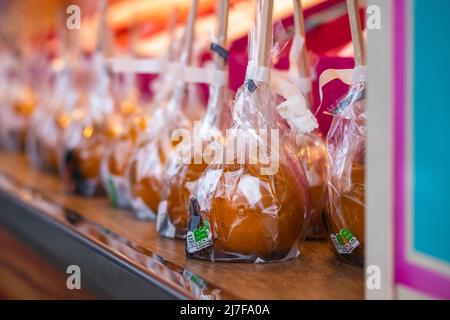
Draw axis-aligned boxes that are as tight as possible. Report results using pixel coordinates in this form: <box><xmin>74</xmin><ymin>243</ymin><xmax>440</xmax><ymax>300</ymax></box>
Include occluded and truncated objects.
<box><xmin>186</xmin><ymin>219</ymin><xmax>212</xmax><ymax>253</ymax></box>
<box><xmin>182</xmin><ymin>270</ymin><xmax>206</xmax><ymax>289</ymax></box>
<box><xmin>106</xmin><ymin>175</ymin><xmax>130</xmax><ymax>208</ymax></box>
<box><xmin>330</xmin><ymin>227</ymin><xmax>360</xmax><ymax>254</ymax></box>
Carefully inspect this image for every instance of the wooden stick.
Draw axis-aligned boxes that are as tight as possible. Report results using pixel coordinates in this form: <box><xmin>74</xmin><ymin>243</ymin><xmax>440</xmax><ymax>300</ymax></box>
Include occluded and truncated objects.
<box><xmin>180</xmin><ymin>0</ymin><xmax>199</xmax><ymax>65</ymax></box>
<box><xmin>257</xmin><ymin>0</ymin><xmax>274</xmax><ymax>68</ymax></box>
<box><xmin>347</xmin><ymin>0</ymin><xmax>366</xmax><ymax>66</ymax></box>
<box><xmin>293</xmin><ymin>0</ymin><xmax>311</xmax><ymax>79</ymax></box>
<box><xmin>213</xmin><ymin>0</ymin><xmax>229</xmax><ymax>71</ymax></box>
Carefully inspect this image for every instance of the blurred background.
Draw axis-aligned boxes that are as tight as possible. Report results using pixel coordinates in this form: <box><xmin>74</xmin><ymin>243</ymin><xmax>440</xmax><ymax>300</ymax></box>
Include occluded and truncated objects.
<box><xmin>0</xmin><ymin>0</ymin><xmax>363</xmax><ymax>134</ymax></box>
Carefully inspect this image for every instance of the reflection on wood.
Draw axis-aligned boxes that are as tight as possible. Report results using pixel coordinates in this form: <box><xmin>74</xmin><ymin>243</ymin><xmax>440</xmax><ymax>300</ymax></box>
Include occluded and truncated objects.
<box><xmin>0</xmin><ymin>152</ymin><xmax>364</xmax><ymax>299</ymax></box>
<box><xmin>0</xmin><ymin>226</ymin><xmax>94</xmax><ymax>300</ymax></box>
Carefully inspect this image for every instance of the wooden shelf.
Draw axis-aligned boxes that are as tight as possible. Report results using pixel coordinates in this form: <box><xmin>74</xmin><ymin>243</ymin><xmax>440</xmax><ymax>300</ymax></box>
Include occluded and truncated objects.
<box><xmin>0</xmin><ymin>151</ymin><xmax>363</xmax><ymax>299</ymax></box>
<box><xmin>0</xmin><ymin>226</ymin><xmax>94</xmax><ymax>299</ymax></box>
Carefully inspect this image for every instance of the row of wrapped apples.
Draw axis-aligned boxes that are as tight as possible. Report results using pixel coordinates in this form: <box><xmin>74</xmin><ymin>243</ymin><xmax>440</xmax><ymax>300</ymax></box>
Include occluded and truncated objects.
<box><xmin>0</xmin><ymin>0</ymin><xmax>365</xmax><ymax>266</ymax></box>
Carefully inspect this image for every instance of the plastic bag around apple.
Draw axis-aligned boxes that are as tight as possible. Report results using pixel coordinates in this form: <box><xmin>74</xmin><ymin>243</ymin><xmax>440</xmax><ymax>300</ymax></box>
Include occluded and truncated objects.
<box><xmin>58</xmin><ymin>53</ymin><xmax>114</xmax><ymax>197</ymax></box>
<box><xmin>101</xmin><ymin>12</ymin><xmax>184</xmax><ymax>210</ymax></box>
<box><xmin>126</xmin><ymin>79</ymin><xmax>204</xmax><ymax>218</ymax></box>
<box><xmin>294</xmin><ymin>131</ymin><xmax>328</xmax><ymax>239</ymax></box>
<box><xmin>157</xmin><ymin>1</ymin><xmax>231</xmax><ymax>238</ymax></box>
<box><xmin>101</xmin><ymin>70</ymin><xmax>181</xmax><ymax>211</ymax></box>
<box><xmin>0</xmin><ymin>56</ymin><xmax>37</xmax><ymax>152</ymax></box>
<box><xmin>186</xmin><ymin>82</ymin><xmax>310</xmax><ymax>263</ymax></box>
<box><xmin>100</xmin><ymin>73</ymin><xmax>144</xmax><ymax>209</ymax></box>
<box><xmin>288</xmin><ymin>34</ymin><xmax>327</xmax><ymax>240</ymax></box>
<box><xmin>126</xmin><ymin>77</ymin><xmax>205</xmax><ymax>220</ymax></box>
<box><xmin>273</xmin><ymin>7</ymin><xmax>327</xmax><ymax>240</ymax></box>
<box><xmin>26</xmin><ymin>60</ymin><xmax>72</xmax><ymax>173</ymax></box>
<box><xmin>157</xmin><ymin>69</ymin><xmax>231</xmax><ymax>238</ymax></box>
<box><xmin>185</xmin><ymin>0</ymin><xmax>311</xmax><ymax>263</ymax></box>
<box><xmin>325</xmin><ymin>80</ymin><xmax>366</xmax><ymax>266</ymax></box>
<box><xmin>126</xmin><ymin>2</ymin><xmax>205</xmax><ymax>220</ymax></box>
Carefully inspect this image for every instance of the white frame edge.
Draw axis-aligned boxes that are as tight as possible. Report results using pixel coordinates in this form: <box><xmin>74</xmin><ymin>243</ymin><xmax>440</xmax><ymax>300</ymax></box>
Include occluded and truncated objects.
<box><xmin>366</xmin><ymin>0</ymin><xmax>394</xmax><ymax>300</ymax></box>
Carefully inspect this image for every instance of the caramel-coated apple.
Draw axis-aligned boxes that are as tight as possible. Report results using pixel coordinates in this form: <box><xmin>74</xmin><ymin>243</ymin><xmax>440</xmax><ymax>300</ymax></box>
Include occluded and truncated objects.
<box><xmin>191</xmin><ymin>152</ymin><xmax>308</xmax><ymax>261</ymax></box>
<box><xmin>326</xmin><ymin>163</ymin><xmax>364</xmax><ymax>265</ymax></box>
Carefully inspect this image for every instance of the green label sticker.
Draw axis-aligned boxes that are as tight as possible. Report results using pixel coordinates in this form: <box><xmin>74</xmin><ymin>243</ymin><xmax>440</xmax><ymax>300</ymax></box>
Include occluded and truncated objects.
<box><xmin>186</xmin><ymin>221</ymin><xmax>212</xmax><ymax>253</ymax></box>
<box><xmin>330</xmin><ymin>227</ymin><xmax>360</xmax><ymax>254</ymax></box>
<box><xmin>107</xmin><ymin>178</ymin><xmax>117</xmax><ymax>206</ymax></box>
<box><xmin>182</xmin><ymin>270</ymin><xmax>206</xmax><ymax>289</ymax></box>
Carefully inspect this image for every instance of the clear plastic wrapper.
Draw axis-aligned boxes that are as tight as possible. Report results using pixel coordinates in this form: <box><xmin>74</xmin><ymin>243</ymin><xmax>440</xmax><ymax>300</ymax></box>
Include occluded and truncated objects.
<box><xmin>187</xmin><ymin>82</ymin><xmax>309</xmax><ymax>262</ymax></box>
<box><xmin>127</xmin><ymin>80</ymin><xmax>204</xmax><ymax>220</ymax></box>
<box><xmin>26</xmin><ymin>61</ymin><xmax>71</xmax><ymax>172</ymax></box>
<box><xmin>186</xmin><ymin>2</ymin><xmax>309</xmax><ymax>262</ymax></box>
<box><xmin>269</xmin><ymin>14</ymin><xmax>327</xmax><ymax>240</ymax></box>
<box><xmin>0</xmin><ymin>57</ymin><xmax>37</xmax><ymax>152</ymax></box>
<box><xmin>288</xmin><ymin>29</ymin><xmax>327</xmax><ymax>240</ymax></box>
<box><xmin>157</xmin><ymin>76</ymin><xmax>230</xmax><ymax>238</ymax></box>
<box><xmin>58</xmin><ymin>53</ymin><xmax>114</xmax><ymax>197</ymax></box>
<box><xmin>126</xmin><ymin>5</ymin><xmax>204</xmax><ymax>220</ymax></box>
<box><xmin>101</xmin><ymin>74</ymin><xmax>143</xmax><ymax>208</ymax></box>
<box><xmin>295</xmin><ymin>131</ymin><xmax>327</xmax><ymax>239</ymax></box>
<box><xmin>101</xmin><ymin>16</ymin><xmax>183</xmax><ymax>210</ymax></box>
<box><xmin>157</xmin><ymin>0</ymin><xmax>231</xmax><ymax>238</ymax></box>
<box><xmin>325</xmin><ymin>81</ymin><xmax>366</xmax><ymax>266</ymax></box>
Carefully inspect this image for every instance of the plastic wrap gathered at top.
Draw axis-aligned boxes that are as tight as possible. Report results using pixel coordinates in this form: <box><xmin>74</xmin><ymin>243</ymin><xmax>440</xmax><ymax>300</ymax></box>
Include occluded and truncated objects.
<box><xmin>186</xmin><ymin>2</ymin><xmax>313</xmax><ymax>263</ymax></box>
<box><xmin>295</xmin><ymin>131</ymin><xmax>328</xmax><ymax>239</ymax></box>
<box><xmin>325</xmin><ymin>79</ymin><xmax>366</xmax><ymax>266</ymax></box>
<box><xmin>126</xmin><ymin>81</ymin><xmax>204</xmax><ymax>220</ymax></box>
<box><xmin>126</xmin><ymin>26</ymin><xmax>205</xmax><ymax>220</ymax></box>
<box><xmin>0</xmin><ymin>55</ymin><xmax>37</xmax><ymax>152</ymax></box>
<box><xmin>157</xmin><ymin>39</ymin><xmax>231</xmax><ymax>238</ymax></box>
<box><xmin>100</xmin><ymin>73</ymin><xmax>143</xmax><ymax>209</ymax></box>
<box><xmin>58</xmin><ymin>53</ymin><xmax>115</xmax><ymax>197</ymax></box>
<box><xmin>101</xmin><ymin>25</ymin><xmax>184</xmax><ymax>210</ymax></box>
<box><xmin>26</xmin><ymin>59</ymin><xmax>72</xmax><ymax>172</ymax></box>
<box><xmin>288</xmin><ymin>31</ymin><xmax>328</xmax><ymax>240</ymax></box>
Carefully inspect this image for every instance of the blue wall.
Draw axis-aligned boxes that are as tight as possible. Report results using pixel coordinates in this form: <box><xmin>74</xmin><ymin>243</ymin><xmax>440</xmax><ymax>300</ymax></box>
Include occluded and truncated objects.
<box><xmin>413</xmin><ymin>0</ymin><xmax>450</xmax><ymax>264</ymax></box>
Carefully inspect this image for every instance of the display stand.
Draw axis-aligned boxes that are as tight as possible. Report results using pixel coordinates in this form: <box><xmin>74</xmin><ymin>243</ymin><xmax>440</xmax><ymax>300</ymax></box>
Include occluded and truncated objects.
<box><xmin>0</xmin><ymin>152</ymin><xmax>363</xmax><ymax>299</ymax></box>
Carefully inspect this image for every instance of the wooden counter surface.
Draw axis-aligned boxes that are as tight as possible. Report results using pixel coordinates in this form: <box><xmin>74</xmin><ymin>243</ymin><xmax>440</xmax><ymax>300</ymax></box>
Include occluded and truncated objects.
<box><xmin>0</xmin><ymin>226</ymin><xmax>94</xmax><ymax>299</ymax></box>
<box><xmin>0</xmin><ymin>152</ymin><xmax>364</xmax><ymax>300</ymax></box>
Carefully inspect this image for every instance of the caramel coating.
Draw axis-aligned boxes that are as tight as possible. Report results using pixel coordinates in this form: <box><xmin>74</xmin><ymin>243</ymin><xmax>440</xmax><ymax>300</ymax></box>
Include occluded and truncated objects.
<box><xmin>62</xmin><ymin>126</ymin><xmax>108</xmax><ymax>196</ymax></box>
<box><xmin>108</xmin><ymin>138</ymin><xmax>134</xmax><ymax>176</ymax></box>
<box><xmin>307</xmin><ymin>185</ymin><xmax>326</xmax><ymax>237</ymax></box>
<box><xmin>296</xmin><ymin>133</ymin><xmax>328</xmax><ymax>239</ymax></box>
<box><xmin>203</xmin><ymin>159</ymin><xmax>307</xmax><ymax>261</ymax></box>
<box><xmin>74</xmin><ymin>138</ymin><xmax>104</xmax><ymax>179</ymax></box>
<box><xmin>166</xmin><ymin>161</ymin><xmax>209</xmax><ymax>231</ymax></box>
<box><xmin>33</xmin><ymin>116</ymin><xmax>62</xmax><ymax>171</ymax></box>
<box><xmin>7</xmin><ymin>98</ymin><xmax>36</xmax><ymax>150</ymax></box>
<box><xmin>128</xmin><ymin>138</ymin><xmax>169</xmax><ymax>214</ymax></box>
<box><xmin>36</xmin><ymin>138</ymin><xmax>59</xmax><ymax>171</ymax></box>
<box><xmin>107</xmin><ymin>115</ymin><xmax>147</xmax><ymax>176</ymax></box>
<box><xmin>326</xmin><ymin>164</ymin><xmax>365</xmax><ymax>265</ymax></box>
